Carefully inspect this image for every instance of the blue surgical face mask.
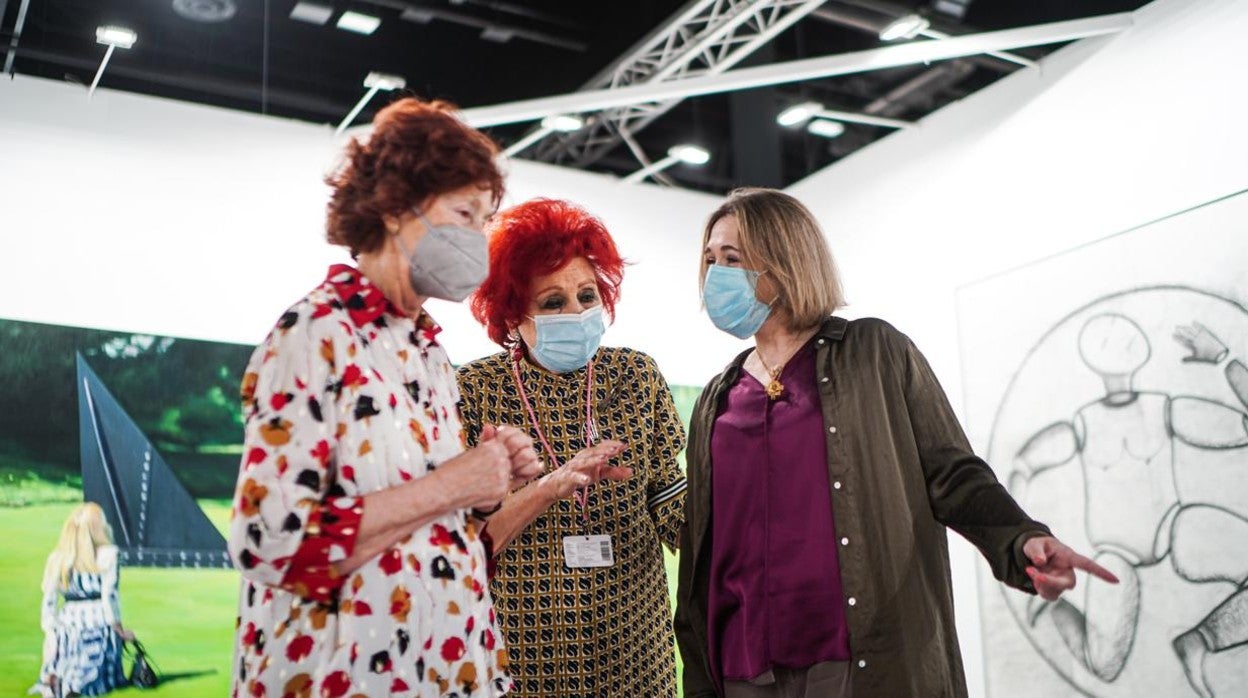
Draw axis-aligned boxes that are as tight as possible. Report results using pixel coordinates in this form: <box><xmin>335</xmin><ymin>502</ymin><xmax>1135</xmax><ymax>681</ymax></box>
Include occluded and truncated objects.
<box><xmin>703</xmin><ymin>264</ymin><xmax>772</xmax><ymax>339</ymax></box>
<box><xmin>529</xmin><ymin>306</ymin><xmax>606</xmax><ymax>373</ymax></box>
<box><xmin>394</xmin><ymin>209</ymin><xmax>488</xmax><ymax>302</ymax></box>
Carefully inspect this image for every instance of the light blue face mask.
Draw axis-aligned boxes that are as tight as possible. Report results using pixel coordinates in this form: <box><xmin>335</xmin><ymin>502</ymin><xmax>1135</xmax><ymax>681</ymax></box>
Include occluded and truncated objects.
<box><xmin>703</xmin><ymin>264</ymin><xmax>772</xmax><ymax>339</ymax></box>
<box><xmin>530</xmin><ymin>306</ymin><xmax>606</xmax><ymax>373</ymax></box>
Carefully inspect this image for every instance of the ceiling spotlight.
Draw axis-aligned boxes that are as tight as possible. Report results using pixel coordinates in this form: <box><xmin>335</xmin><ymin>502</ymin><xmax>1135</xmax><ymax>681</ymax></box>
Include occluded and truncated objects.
<box><xmin>89</xmin><ymin>26</ymin><xmax>137</xmax><ymax>98</ymax></box>
<box><xmin>540</xmin><ymin>114</ymin><xmax>584</xmax><ymax>132</ymax></box>
<box><xmin>622</xmin><ymin>144</ymin><xmax>711</xmax><ymax>184</ymax></box>
<box><xmin>96</xmin><ymin>25</ymin><xmax>137</xmax><ymax>49</ymax></box>
<box><xmin>806</xmin><ymin>119</ymin><xmax>846</xmax><ymax>139</ymax></box>
<box><xmin>172</xmin><ymin>0</ymin><xmax>237</xmax><ymax>23</ymax></box>
<box><xmin>669</xmin><ymin>144</ymin><xmax>711</xmax><ymax>165</ymax></box>
<box><xmin>290</xmin><ymin>1</ymin><xmax>333</xmax><ymax>25</ymax></box>
<box><xmin>776</xmin><ymin>101</ymin><xmax>823</xmax><ymax>128</ymax></box>
<box><xmin>336</xmin><ymin>71</ymin><xmax>406</xmax><ymax>134</ymax></box>
<box><xmin>337</xmin><ymin>11</ymin><xmax>381</xmax><ymax>35</ymax></box>
<box><xmin>879</xmin><ymin>13</ymin><xmax>931</xmax><ymax>41</ymax></box>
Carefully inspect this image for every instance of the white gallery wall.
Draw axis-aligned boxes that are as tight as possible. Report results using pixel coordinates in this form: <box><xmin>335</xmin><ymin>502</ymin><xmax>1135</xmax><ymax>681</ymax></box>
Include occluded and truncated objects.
<box><xmin>787</xmin><ymin>0</ymin><xmax>1248</xmax><ymax>695</ymax></box>
<box><xmin>4</xmin><ymin>0</ymin><xmax>1247</xmax><ymax>692</ymax></box>
<box><xmin>0</xmin><ymin>74</ymin><xmax>738</xmax><ymax>387</ymax></box>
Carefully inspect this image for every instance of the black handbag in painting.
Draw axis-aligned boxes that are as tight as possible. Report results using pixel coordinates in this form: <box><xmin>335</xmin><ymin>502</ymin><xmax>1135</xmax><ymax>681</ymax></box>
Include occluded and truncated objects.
<box><xmin>125</xmin><ymin>638</ymin><xmax>160</xmax><ymax>689</ymax></box>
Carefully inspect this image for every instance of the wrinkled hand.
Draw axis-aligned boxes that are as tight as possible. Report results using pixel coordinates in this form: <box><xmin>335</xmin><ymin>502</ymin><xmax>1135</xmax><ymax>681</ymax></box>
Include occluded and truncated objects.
<box><xmin>481</xmin><ymin>424</ymin><xmax>542</xmax><ymax>486</ymax></box>
<box><xmin>1023</xmin><ymin>535</ymin><xmax>1120</xmax><ymax>601</ymax></box>
<box><xmin>1174</xmin><ymin>321</ymin><xmax>1228</xmax><ymax>364</ymax></box>
<box><xmin>542</xmin><ymin>439</ymin><xmax>632</xmax><ymax>501</ymax></box>
<box><xmin>441</xmin><ymin>438</ymin><xmax>513</xmax><ymax>511</ymax></box>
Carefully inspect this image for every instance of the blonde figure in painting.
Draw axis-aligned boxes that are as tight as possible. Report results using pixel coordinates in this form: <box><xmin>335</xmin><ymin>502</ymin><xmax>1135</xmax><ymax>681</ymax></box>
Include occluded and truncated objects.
<box><xmin>32</xmin><ymin>502</ymin><xmax>133</xmax><ymax>698</ymax></box>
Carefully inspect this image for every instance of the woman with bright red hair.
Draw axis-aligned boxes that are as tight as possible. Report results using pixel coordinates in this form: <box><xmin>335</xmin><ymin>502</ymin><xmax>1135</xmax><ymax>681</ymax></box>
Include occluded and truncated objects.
<box><xmin>457</xmin><ymin>198</ymin><xmax>688</xmax><ymax>696</ymax></box>
<box><xmin>227</xmin><ymin>97</ymin><xmax>542</xmax><ymax>698</ymax></box>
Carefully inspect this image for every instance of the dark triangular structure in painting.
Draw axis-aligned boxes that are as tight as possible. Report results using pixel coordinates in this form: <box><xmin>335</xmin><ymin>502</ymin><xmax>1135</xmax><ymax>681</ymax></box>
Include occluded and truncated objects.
<box><xmin>77</xmin><ymin>353</ymin><xmax>232</xmax><ymax>568</ymax></box>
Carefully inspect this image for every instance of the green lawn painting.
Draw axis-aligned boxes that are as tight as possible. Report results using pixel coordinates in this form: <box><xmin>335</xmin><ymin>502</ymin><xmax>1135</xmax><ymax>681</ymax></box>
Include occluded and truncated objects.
<box><xmin>0</xmin><ymin>316</ymin><xmax>702</xmax><ymax>696</ymax></box>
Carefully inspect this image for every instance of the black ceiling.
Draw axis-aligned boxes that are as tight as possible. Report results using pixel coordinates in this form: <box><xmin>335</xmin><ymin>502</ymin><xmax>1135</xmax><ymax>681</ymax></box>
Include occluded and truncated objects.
<box><xmin>2</xmin><ymin>0</ymin><xmax>1150</xmax><ymax>194</ymax></box>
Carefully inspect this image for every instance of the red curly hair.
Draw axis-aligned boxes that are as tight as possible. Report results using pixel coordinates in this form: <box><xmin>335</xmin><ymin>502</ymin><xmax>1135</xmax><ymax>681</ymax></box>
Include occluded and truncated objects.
<box><xmin>325</xmin><ymin>97</ymin><xmax>504</xmax><ymax>256</ymax></box>
<box><xmin>471</xmin><ymin>199</ymin><xmax>625</xmax><ymax>347</ymax></box>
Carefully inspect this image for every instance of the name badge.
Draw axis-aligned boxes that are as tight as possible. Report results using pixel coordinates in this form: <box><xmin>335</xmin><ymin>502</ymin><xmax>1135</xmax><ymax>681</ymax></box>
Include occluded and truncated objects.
<box><xmin>562</xmin><ymin>534</ymin><xmax>614</xmax><ymax>568</ymax></box>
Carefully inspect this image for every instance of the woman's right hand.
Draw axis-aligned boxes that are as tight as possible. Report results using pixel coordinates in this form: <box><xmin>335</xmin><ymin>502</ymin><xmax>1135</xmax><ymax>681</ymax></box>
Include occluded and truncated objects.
<box><xmin>439</xmin><ymin>439</ymin><xmax>515</xmax><ymax>511</ymax></box>
<box><xmin>540</xmin><ymin>440</ymin><xmax>632</xmax><ymax>501</ymax></box>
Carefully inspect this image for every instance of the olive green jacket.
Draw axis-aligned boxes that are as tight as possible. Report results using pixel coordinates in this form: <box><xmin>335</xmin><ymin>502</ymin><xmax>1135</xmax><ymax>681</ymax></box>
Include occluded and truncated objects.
<box><xmin>674</xmin><ymin>316</ymin><xmax>1050</xmax><ymax>697</ymax></box>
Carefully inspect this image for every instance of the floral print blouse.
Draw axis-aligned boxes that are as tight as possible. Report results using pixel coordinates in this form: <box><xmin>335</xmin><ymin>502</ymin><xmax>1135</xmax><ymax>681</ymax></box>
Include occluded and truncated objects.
<box><xmin>228</xmin><ymin>265</ymin><xmax>510</xmax><ymax>698</ymax></box>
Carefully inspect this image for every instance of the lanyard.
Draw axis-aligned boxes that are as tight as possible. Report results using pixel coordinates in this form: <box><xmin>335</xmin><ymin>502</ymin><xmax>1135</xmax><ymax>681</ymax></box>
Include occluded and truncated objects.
<box><xmin>510</xmin><ymin>355</ymin><xmax>597</xmax><ymax>522</ymax></box>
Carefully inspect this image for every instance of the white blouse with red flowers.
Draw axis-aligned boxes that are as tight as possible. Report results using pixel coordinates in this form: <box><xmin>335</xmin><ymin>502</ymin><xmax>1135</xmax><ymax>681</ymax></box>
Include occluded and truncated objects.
<box><xmin>228</xmin><ymin>265</ymin><xmax>510</xmax><ymax>698</ymax></box>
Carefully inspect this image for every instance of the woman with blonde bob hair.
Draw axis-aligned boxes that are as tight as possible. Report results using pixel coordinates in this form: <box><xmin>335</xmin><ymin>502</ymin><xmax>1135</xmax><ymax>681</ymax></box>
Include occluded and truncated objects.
<box><xmin>33</xmin><ymin>502</ymin><xmax>134</xmax><ymax>697</ymax></box>
<box><xmin>675</xmin><ymin>188</ymin><xmax>1116</xmax><ymax>697</ymax></box>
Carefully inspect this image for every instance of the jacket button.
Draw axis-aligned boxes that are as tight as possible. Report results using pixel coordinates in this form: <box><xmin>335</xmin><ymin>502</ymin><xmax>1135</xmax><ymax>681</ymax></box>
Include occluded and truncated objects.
<box><xmin>840</xmin><ymin>537</ymin><xmax>849</xmax><ymax>546</ymax></box>
<box><xmin>858</xmin><ymin>659</ymin><xmax>867</xmax><ymax>669</ymax></box>
<box><xmin>833</xmin><ymin>481</ymin><xmax>842</xmax><ymax>490</ymax></box>
<box><xmin>848</xmin><ymin>597</ymin><xmax>857</xmax><ymax>606</ymax></box>
<box><xmin>828</xmin><ymin>426</ymin><xmax>837</xmax><ymax>434</ymax></box>
<box><xmin>818</xmin><ymin>338</ymin><xmax>826</xmax><ymax>345</ymax></box>
<box><xmin>821</xmin><ymin>376</ymin><xmax>829</xmax><ymax>383</ymax></box>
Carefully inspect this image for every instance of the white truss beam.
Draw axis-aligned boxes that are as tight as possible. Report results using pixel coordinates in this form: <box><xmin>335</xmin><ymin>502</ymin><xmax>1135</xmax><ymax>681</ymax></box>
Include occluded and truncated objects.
<box><xmin>443</xmin><ymin>13</ymin><xmax>1130</xmax><ymax>129</ymax></box>
<box><xmin>527</xmin><ymin>0</ymin><xmax>830</xmax><ymax>166</ymax></box>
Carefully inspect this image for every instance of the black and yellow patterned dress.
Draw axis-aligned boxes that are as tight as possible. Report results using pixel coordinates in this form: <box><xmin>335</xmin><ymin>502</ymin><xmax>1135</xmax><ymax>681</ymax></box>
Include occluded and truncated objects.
<box><xmin>457</xmin><ymin>346</ymin><xmax>687</xmax><ymax>697</ymax></box>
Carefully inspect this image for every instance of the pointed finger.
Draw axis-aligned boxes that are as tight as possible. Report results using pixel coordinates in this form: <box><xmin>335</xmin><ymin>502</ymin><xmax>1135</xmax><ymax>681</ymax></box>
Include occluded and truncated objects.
<box><xmin>1069</xmin><ymin>553</ymin><xmax>1120</xmax><ymax>583</ymax></box>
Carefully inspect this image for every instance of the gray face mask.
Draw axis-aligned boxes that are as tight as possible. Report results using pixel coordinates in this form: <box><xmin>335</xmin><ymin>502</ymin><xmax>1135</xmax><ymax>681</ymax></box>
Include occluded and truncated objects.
<box><xmin>394</xmin><ymin>210</ymin><xmax>488</xmax><ymax>302</ymax></box>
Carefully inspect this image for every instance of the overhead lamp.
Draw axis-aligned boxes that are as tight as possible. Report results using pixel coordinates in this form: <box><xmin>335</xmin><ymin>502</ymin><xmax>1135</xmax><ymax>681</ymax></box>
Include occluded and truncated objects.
<box><xmin>89</xmin><ymin>26</ymin><xmax>137</xmax><ymax>98</ymax></box>
<box><xmin>540</xmin><ymin>114</ymin><xmax>584</xmax><ymax>132</ymax></box>
<box><xmin>776</xmin><ymin>100</ymin><xmax>914</xmax><ymax>131</ymax></box>
<box><xmin>290</xmin><ymin>1</ymin><xmax>333</xmax><ymax>25</ymax></box>
<box><xmin>501</xmin><ymin>113</ymin><xmax>584</xmax><ymax>158</ymax></box>
<box><xmin>336</xmin><ymin>71</ymin><xmax>406</xmax><ymax>135</ymax></box>
<box><xmin>622</xmin><ymin>144</ymin><xmax>711</xmax><ymax>185</ymax></box>
<box><xmin>777</xmin><ymin>101</ymin><xmax>822</xmax><ymax>127</ymax></box>
<box><xmin>337</xmin><ymin>10</ymin><xmax>381</xmax><ymax>35</ymax></box>
<box><xmin>879</xmin><ymin>14</ymin><xmax>931</xmax><ymax>41</ymax></box>
<box><xmin>806</xmin><ymin>119</ymin><xmax>846</xmax><ymax>139</ymax></box>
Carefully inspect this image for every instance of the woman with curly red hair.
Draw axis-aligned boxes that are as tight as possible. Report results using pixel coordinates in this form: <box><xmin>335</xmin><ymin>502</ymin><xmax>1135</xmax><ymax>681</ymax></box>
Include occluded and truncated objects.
<box><xmin>457</xmin><ymin>198</ymin><xmax>688</xmax><ymax>696</ymax></box>
<box><xmin>227</xmin><ymin>97</ymin><xmax>541</xmax><ymax>698</ymax></box>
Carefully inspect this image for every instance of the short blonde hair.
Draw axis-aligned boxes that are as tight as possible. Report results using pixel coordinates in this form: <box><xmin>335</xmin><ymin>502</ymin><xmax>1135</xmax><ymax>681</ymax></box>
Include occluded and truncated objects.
<box><xmin>699</xmin><ymin>188</ymin><xmax>845</xmax><ymax>331</ymax></box>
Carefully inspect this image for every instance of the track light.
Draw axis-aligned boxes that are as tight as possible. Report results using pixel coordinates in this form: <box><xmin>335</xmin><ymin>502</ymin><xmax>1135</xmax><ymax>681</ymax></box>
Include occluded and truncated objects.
<box><xmin>622</xmin><ymin>144</ymin><xmax>711</xmax><ymax>184</ymax></box>
<box><xmin>336</xmin><ymin>72</ymin><xmax>406</xmax><ymax>135</ymax></box>
<box><xmin>879</xmin><ymin>14</ymin><xmax>931</xmax><ymax>41</ymax></box>
<box><xmin>540</xmin><ymin>114</ymin><xmax>585</xmax><ymax>132</ymax></box>
<box><xmin>776</xmin><ymin>100</ymin><xmax>914</xmax><ymax>131</ymax></box>
<box><xmin>806</xmin><ymin>119</ymin><xmax>846</xmax><ymax>139</ymax></box>
<box><xmin>89</xmin><ymin>26</ymin><xmax>137</xmax><ymax>98</ymax></box>
<box><xmin>777</xmin><ymin>101</ymin><xmax>823</xmax><ymax>127</ymax></box>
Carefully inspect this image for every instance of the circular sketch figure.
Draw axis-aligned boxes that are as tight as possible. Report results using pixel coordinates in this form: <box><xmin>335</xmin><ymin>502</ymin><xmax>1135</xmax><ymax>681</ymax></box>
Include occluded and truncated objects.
<box><xmin>990</xmin><ymin>287</ymin><xmax>1248</xmax><ymax>697</ymax></box>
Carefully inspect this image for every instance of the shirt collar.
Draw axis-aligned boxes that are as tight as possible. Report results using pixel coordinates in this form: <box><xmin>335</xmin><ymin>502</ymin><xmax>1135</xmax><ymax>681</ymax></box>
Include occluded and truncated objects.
<box><xmin>324</xmin><ymin>264</ymin><xmax>420</xmax><ymax>331</ymax></box>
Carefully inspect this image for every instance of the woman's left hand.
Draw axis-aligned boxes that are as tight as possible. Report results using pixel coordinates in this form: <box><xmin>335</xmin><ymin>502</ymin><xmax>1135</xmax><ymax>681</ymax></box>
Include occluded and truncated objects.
<box><xmin>1022</xmin><ymin>535</ymin><xmax>1120</xmax><ymax>600</ymax></box>
<box><xmin>113</xmin><ymin>624</ymin><xmax>135</xmax><ymax>641</ymax></box>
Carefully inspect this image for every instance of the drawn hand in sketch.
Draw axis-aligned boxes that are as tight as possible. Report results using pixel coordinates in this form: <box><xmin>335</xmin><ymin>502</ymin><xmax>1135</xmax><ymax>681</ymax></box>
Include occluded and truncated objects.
<box><xmin>1009</xmin><ymin>312</ymin><xmax>1248</xmax><ymax>694</ymax></box>
<box><xmin>1175</xmin><ymin>322</ymin><xmax>1230</xmax><ymax>364</ymax></box>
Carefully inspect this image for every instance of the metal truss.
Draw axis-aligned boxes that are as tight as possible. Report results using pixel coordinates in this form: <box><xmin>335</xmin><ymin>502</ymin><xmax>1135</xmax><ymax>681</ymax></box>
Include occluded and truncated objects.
<box><xmin>528</xmin><ymin>0</ymin><xmax>829</xmax><ymax>167</ymax></box>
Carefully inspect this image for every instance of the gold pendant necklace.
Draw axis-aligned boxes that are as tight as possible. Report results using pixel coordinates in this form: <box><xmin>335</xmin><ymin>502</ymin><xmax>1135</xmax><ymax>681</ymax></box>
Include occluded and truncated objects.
<box><xmin>755</xmin><ymin>350</ymin><xmax>786</xmax><ymax>400</ymax></box>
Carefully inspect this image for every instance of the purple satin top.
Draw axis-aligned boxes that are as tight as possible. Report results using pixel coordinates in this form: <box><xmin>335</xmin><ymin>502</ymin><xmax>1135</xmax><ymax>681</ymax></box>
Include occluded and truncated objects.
<box><xmin>707</xmin><ymin>340</ymin><xmax>851</xmax><ymax>682</ymax></box>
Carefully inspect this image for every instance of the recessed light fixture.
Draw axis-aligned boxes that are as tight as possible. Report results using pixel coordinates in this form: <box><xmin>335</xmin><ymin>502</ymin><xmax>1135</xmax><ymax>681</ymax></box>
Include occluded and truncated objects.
<box><xmin>879</xmin><ymin>14</ymin><xmax>931</xmax><ymax>41</ymax></box>
<box><xmin>290</xmin><ymin>1</ymin><xmax>333</xmax><ymax>25</ymax></box>
<box><xmin>806</xmin><ymin>119</ymin><xmax>846</xmax><ymax>139</ymax></box>
<box><xmin>337</xmin><ymin>11</ymin><xmax>381</xmax><ymax>35</ymax></box>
